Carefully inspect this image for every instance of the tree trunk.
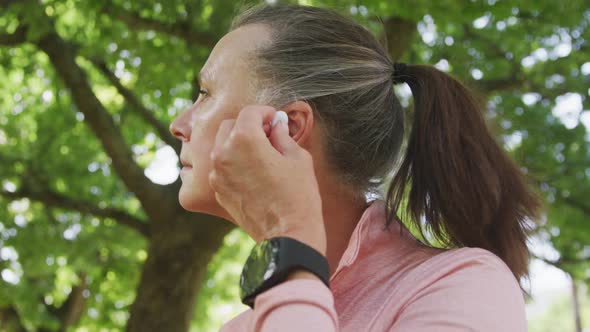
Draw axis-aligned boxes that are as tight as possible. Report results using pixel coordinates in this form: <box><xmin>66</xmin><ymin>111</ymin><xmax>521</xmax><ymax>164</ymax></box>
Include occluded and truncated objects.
<box><xmin>0</xmin><ymin>306</ymin><xmax>27</xmax><ymax>332</ymax></box>
<box><xmin>126</xmin><ymin>214</ymin><xmax>235</xmax><ymax>332</ymax></box>
<box><xmin>34</xmin><ymin>22</ymin><xmax>240</xmax><ymax>332</ymax></box>
<box><xmin>570</xmin><ymin>275</ymin><xmax>582</xmax><ymax>332</ymax></box>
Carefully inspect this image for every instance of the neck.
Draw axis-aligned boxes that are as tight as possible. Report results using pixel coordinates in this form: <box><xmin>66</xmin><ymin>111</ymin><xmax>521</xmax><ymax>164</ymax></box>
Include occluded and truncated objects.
<box><xmin>318</xmin><ymin>183</ymin><xmax>369</xmax><ymax>277</ymax></box>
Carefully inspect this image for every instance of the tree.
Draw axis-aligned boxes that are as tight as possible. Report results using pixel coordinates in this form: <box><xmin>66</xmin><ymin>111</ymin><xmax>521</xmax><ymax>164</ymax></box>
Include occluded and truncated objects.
<box><xmin>0</xmin><ymin>0</ymin><xmax>588</xmax><ymax>331</ymax></box>
<box><xmin>528</xmin><ymin>282</ymin><xmax>589</xmax><ymax>332</ymax></box>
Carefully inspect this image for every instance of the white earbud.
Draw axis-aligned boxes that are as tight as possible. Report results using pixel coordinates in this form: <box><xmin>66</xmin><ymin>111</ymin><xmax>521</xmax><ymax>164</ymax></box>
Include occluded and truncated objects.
<box><xmin>271</xmin><ymin>111</ymin><xmax>288</xmax><ymax>128</ymax></box>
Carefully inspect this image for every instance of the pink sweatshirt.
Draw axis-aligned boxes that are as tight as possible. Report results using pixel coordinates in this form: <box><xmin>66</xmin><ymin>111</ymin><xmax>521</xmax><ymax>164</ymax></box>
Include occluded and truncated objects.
<box><xmin>220</xmin><ymin>199</ymin><xmax>528</xmax><ymax>331</ymax></box>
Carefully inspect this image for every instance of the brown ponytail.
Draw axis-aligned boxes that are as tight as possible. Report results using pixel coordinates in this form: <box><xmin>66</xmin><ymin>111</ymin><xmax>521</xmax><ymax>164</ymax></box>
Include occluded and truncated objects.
<box><xmin>386</xmin><ymin>64</ymin><xmax>543</xmax><ymax>288</ymax></box>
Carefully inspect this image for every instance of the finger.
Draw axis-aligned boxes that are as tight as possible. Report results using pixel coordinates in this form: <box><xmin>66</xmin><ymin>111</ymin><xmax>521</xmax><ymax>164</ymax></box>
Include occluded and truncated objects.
<box><xmin>233</xmin><ymin>105</ymin><xmax>277</xmax><ymax>142</ymax></box>
<box><xmin>263</xmin><ymin>123</ymin><xmax>271</xmax><ymax>136</ymax></box>
<box><xmin>212</xmin><ymin>119</ymin><xmax>235</xmax><ymax>162</ymax></box>
<box><xmin>268</xmin><ymin>114</ymin><xmax>298</xmax><ymax>155</ymax></box>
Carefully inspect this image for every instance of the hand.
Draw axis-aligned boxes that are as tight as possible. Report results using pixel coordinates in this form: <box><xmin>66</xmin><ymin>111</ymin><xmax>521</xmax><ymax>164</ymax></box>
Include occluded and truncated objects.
<box><xmin>208</xmin><ymin>105</ymin><xmax>326</xmax><ymax>255</ymax></box>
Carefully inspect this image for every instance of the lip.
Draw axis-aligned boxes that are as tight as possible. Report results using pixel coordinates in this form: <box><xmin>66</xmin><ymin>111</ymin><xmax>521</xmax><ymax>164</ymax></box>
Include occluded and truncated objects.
<box><xmin>180</xmin><ymin>163</ymin><xmax>192</xmax><ymax>172</ymax></box>
<box><xmin>180</xmin><ymin>165</ymin><xmax>192</xmax><ymax>179</ymax></box>
<box><xmin>180</xmin><ymin>166</ymin><xmax>192</xmax><ymax>176</ymax></box>
<box><xmin>180</xmin><ymin>158</ymin><xmax>192</xmax><ymax>168</ymax></box>
<box><xmin>179</xmin><ymin>157</ymin><xmax>192</xmax><ymax>179</ymax></box>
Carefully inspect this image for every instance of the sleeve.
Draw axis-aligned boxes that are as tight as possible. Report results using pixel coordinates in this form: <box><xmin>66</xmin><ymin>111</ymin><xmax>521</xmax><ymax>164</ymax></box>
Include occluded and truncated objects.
<box><xmin>250</xmin><ymin>278</ymin><xmax>339</xmax><ymax>331</ymax></box>
<box><xmin>389</xmin><ymin>250</ymin><xmax>528</xmax><ymax>332</ymax></box>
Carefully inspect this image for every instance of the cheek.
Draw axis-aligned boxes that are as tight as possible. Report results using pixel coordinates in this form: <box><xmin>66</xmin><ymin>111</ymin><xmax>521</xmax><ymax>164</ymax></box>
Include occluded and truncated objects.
<box><xmin>183</xmin><ymin>124</ymin><xmax>217</xmax><ymax>191</ymax></box>
<box><xmin>178</xmin><ymin>158</ymin><xmax>216</xmax><ymax>211</ymax></box>
<box><xmin>187</xmin><ymin>121</ymin><xmax>216</xmax><ymax>167</ymax></box>
<box><xmin>189</xmin><ymin>140</ymin><xmax>213</xmax><ymax>170</ymax></box>
<box><xmin>185</xmin><ymin>138</ymin><xmax>215</xmax><ymax>194</ymax></box>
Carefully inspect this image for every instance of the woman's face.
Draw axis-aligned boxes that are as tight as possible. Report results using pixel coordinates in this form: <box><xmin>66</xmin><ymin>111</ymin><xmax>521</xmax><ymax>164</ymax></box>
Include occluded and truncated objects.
<box><xmin>169</xmin><ymin>24</ymin><xmax>272</xmax><ymax>218</ymax></box>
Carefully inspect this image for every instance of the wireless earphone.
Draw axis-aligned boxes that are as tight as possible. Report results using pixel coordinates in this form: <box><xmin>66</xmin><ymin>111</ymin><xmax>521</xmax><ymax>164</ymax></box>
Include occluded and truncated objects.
<box><xmin>271</xmin><ymin>111</ymin><xmax>288</xmax><ymax>128</ymax></box>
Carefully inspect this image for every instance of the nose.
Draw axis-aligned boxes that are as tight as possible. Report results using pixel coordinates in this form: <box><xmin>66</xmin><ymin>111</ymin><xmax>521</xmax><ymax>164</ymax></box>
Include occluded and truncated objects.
<box><xmin>169</xmin><ymin>108</ymin><xmax>192</xmax><ymax>142</ymax></box>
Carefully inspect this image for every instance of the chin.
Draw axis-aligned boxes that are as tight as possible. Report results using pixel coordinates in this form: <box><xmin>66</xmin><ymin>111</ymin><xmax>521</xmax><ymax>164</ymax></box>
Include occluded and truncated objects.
<box><xmin>177</xmin><ymin>180</ymin><xmax>235</xmax><ymax>223</ymax></box>
<box><xmin>178</xmin><ymin>183</ymin><xmax>213</xmax><ymax>211</ymax></box>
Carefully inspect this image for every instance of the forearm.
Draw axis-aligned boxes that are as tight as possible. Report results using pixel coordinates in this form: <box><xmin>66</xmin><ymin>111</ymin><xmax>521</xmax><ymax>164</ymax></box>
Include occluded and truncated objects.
<box><xmin>251</xmin><ymin>277</ymin><xmax>339</xmax><ymax>331</ymax></box>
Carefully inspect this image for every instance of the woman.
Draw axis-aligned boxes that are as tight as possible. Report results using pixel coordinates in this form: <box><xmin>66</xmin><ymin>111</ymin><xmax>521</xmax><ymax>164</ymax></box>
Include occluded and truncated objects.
<box><xmin>169</xmin><ymin>3</ymin><xmax>541</xmax><ymax>331</ymax></box>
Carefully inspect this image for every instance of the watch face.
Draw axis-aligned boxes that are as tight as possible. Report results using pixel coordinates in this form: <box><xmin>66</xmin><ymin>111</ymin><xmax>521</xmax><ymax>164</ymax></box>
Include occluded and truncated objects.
<box><xmin>239</xmin><ymin>239</ymin><xmax>280</xmax><ymax>302</ymax></box>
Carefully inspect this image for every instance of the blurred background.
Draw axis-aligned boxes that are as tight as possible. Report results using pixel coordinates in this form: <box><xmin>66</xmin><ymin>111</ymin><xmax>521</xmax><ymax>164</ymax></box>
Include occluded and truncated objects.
<box><xmin>0</xmin><ymin>0</ymin><xmax>589</xmax><ymax>331</ymax></box>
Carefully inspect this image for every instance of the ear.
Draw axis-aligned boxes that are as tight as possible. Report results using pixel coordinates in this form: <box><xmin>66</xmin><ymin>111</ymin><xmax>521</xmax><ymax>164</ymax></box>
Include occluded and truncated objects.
<box><xmin>280</xmin><ymin>100</ymin><xmax>315</xmax><ymax>148</ymax></box>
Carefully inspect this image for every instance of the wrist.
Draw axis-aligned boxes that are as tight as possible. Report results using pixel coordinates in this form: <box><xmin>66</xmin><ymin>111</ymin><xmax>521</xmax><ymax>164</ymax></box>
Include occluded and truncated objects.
<box><xmin>266</xmin><ymin>216</ymin><xmax>327</xmax><ymax>256</ymax></box>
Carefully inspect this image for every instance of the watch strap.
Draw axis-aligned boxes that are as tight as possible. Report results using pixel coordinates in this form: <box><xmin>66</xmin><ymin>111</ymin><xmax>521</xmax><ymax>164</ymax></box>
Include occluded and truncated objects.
<box><xmin>279</xmin><ymin>236</ymin><xmax>330</xmax><ymax>285</ymax></box>
<box><xmin>240</xmin><ymin>236</ymin><xmax>330</xmax><ymax>308</ymax></box>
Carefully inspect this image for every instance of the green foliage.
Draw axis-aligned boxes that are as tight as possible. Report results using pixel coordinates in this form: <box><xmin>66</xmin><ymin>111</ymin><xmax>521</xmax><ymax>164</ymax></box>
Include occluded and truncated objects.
<box><xmin>191</xmin><ymin>228</ymin><xmax>254</xmax><ymax>332</ymax></box>
<box><xmin>528</xmin><ymin>285</ymin><xmax>589</xmax><ymax>332</ymax></box>
<box><xmin>0</xmin><ymin>0</ymin><xmax>589</xmax><ymax>331</ymax></box>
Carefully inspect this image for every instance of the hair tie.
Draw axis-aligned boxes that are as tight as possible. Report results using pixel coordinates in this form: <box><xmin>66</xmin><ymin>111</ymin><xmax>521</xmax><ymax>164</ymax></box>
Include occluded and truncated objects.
<box><xmin>392</xmin><ymin>62</ymin><xmax>408</xmax><ymax>85</ymax></box>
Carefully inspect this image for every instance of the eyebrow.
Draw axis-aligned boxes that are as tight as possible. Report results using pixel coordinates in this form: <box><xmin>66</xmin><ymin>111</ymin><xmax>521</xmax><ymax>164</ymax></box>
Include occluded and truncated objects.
<box><xmin>198</xmin><ymin>69</ymin><xmax>213</xmax><ymax>86</ymax></box>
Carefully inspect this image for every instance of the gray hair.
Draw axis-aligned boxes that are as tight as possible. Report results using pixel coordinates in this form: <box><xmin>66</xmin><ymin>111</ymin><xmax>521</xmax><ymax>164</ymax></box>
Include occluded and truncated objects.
<box><xmin>230</xmin><ymin>3</ymin><xmax>404</xmax><ymax>199</ymax></box>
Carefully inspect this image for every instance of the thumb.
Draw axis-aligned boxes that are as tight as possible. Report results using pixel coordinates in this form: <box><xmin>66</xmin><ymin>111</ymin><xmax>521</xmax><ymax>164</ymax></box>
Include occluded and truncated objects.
<box><xmin>269</xmin><ymin>116</ymin><xmax>297</xmax><ymax>155</ymax></box>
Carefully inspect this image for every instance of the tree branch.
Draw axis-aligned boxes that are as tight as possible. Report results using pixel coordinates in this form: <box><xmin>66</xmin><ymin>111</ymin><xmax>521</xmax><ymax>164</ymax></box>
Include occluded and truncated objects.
<box><xmin>461</xmin><ymin>24</ymin><xmax>587</xmax><ymax>100</ymax></box>
<box><xmin>527</xmin><ymin>167</ymin><xmax>590</xmax><ymax>216</ymax></box>
<box><xmin>55</xmin><ymin>272</ymin><xmax>87</xmax><ymax>330</ymax></box>
<box><xmin>381</xmin><ymin>16</ymin><xmax>417</xmax><ymax>62</ymax></box>
<box><xmin>532</xmin><ymin>254</ymin><xmax>563</xmax><ymax>269</ymax></box>
<box><xmin>0</xmin><ymin>306</ymin><xmax>27</xmax><ymax>332</ymax></box>
<box><xmin>101</xmin><ymin>3</ymin><xmax>217</xmax><ymax>48</ymax></box>
<box><xmin>477</xmin><ymin>77</ymin><xmax>525</xmax><ymax>92</ymax></box>
<box><xmin>560</xmin><ymin>196</ymin><xmax>590</xmax><ymax>216</ymax></box>
<box><xmin>89</xmin><ymin>57</ymin><xmax>181</xmax><ymax>155</ymax></box>
<box><xmin>461</xmin><ymin>24</ymin><xmax>526</xmax><ymax>93</ymax></box>
<box><xmin>532</xmin><ymin>253</ymin><xmax>588</xmax><ymax>270</ymax></box>
<box><xmin>0</xmin><ymin>0</ymin><xmax>20</xmax><ymax>8</ymax></box>
<box><xmin>0</xmin><ymin>25</ymin><xmax>28</xmax><ymax>46</ymax></box>
<box><xmin>34</xmin><ymin>29</ymin><xmax>173</xmax><ymax>220</ymax></box>
<box><xmin>1</xmin><ymin>187</ymin><xmax>149</xmax><ymax>236</ymax></box>
<box><xmin>462</xmin><ymin>24</ymin><xmax>513</xmax><ymax>60</ymax></box>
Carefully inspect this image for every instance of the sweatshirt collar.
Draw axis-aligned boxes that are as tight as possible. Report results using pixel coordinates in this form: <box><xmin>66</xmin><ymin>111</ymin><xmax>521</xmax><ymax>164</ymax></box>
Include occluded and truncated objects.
<box><xmin>329</xmin><ymin>198</ymin><xmax>390</xmax><ymax>282</ymax></box>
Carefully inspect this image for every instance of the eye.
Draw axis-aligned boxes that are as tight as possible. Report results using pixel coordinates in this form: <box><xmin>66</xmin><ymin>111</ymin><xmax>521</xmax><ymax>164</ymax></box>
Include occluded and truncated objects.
<box><xmin>198</xmin><ymin>89</ymin><xmax>209</xmax><ymax>98</ymax></box>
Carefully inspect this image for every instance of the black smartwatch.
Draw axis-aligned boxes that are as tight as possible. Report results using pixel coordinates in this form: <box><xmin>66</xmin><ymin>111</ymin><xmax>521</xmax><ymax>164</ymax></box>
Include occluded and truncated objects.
<box><xmin>239</xmin><ymin>236</ymin><xmax>330</xmax><ymax>309</ymax></box>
